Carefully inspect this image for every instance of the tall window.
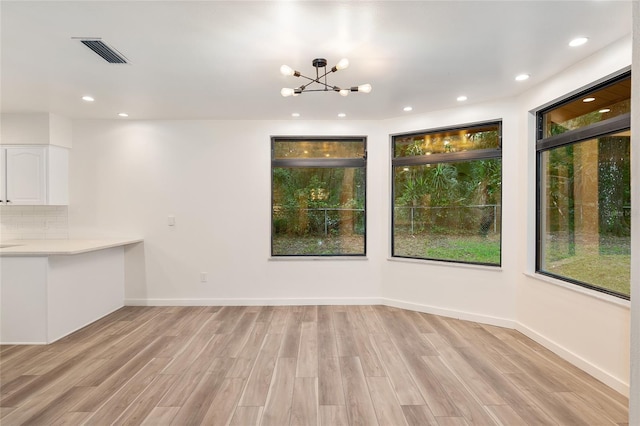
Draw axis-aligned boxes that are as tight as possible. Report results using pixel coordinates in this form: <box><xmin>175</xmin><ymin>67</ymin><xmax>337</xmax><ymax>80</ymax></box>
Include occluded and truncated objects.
<box><xmin>271</xmin><ymin>137</ymin><xmax>366</xmax><ymax>256</ymax></box>
<box><xmin>537</xmin><ymin>72</ymin><xmax>631</xmax><ymax>299</ymax></box>
<box><xmin>392</xmin><ymin>122</ymin><xmax>502</xmax><ymax>266</ymax></box>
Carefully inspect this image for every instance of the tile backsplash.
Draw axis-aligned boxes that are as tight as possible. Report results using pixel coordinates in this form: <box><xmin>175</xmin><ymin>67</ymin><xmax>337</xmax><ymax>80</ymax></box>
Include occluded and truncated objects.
<box><xmin>0</xmin><ymin>205</ymin><xmax>69</xmax><ymax>241</ymax></box>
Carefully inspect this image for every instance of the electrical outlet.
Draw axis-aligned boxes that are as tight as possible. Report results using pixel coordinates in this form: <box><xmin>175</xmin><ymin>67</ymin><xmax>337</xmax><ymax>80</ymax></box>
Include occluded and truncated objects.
<box><xmin>200</xmin><ymin>272</ymin><xmax>208</xmax><ymax>283</ymax></box>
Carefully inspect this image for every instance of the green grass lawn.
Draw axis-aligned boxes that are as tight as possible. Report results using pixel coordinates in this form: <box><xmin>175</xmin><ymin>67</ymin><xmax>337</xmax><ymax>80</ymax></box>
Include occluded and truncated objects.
<box><xmin>544</xmin><ymin>252</ymin><xmax>630</xmax><ymax>297</ymax></box>
<box><xmin>394</xmin><ymin>234</ymin><xmax>501</xmax><ymax>265</ymax></box>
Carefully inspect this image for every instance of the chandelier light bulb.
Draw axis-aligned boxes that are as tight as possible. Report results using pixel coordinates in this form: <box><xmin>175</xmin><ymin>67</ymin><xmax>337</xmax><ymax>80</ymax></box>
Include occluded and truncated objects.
<box><xmin>280</xmin><ymin>65</ymin><xmax>295</xmax><ymax>76</ymax></box>
<box><xmin>281</xmin><ymin>87</ymin><xmax>295</xmax><ymax>97</ymax></box>
<box><xmin>358</xmin><ymin>84</ymin><xmax>372</xmax><ymax>93</ymax></box>
<box><xmin>336</xmin><ymin>58</ymin><xmax>349</xmax><ymax>70</ymax></box>
<box><xmin>339</xmin><ymin>89</ymin><xmax>350</xmax><ymax>97</ymax></box>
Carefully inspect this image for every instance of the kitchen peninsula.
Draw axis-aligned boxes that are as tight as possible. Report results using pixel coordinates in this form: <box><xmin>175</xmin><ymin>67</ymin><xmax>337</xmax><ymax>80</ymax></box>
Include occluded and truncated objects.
<box><xmin>0</xmin><ymin>238</ymin><xmax>142</xmax><ymax>344</ymax></box>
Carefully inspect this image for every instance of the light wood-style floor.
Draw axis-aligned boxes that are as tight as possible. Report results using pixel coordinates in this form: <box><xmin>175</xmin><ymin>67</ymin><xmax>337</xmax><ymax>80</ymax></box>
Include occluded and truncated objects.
<box><xmin>0</xmin><ymin>305</ymin><xmax>629</xmax><ymax>425</ymax></box>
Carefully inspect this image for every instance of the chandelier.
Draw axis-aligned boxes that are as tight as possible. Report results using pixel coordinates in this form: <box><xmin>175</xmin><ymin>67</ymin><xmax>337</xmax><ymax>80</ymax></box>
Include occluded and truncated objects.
<box><xmin>280</xmin><ymin>58</ymin><xmax>372</xmax><ymax>97</ymax></box>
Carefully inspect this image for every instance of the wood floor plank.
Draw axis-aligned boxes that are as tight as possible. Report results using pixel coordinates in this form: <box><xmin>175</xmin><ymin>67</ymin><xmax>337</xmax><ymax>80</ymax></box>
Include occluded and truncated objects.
<box><xmin>485</xmin><ymin>404</ymin><xmax>528</xmax><ymax>426</ymax></box>
<box><xmin>256</xmin><ymin>305</ymin><xmax>275</xmax><ymax>323</ymax></box>
<box><xmin>296</xmin><ymin>321</ymin><xmax>318</xmax><ymax>377</ymax></box>
<box><xmin>261</xmin><ymin>357</ymin><xmax>297</xmax><ymax>426</ymax></box>
<box><xmin>83</xmin><ymin>357</ymin><xmax>172</xmax><ymax>425</ymax></box>
<box><xmin>230</xmin><ymin>406</ymin><xmax>263</xmax><ymax>425</ymax></box>
<box><xmin>158</xmin><ymin>356</ymin><xmax>234</xmax><ymax>408</ymax></box>
<box><xmin>201</xmin><ymin>377</ymin><xmax>246</xmax><ymax>425</ymax></box>
<box><xmin>112</xmin><ymin>374</ymin><xmax>178</xmax><ymax>426</ymax></box>
<box><xmin>318</xmin><ymin>329</ymin><xmax>339</xmax><ymax>359</ymax></box>
<box><xmin>290</xmin><ymin>377</ymin><xmax>318</xmax><ymax>426</ymax></box>
<box><xmin>357</xmin><ymin>305</ymin><xmax>386</xmax><ymax>334</ymax></box>
<box><xmin>352</xmin><ymin>332</ymin><xmax>386</xmax><ymax>377</ymax></box>
<box><xmin>20</xmin><ymin>386</ymin><xmax>89</xmax><ymax>426</ymax></box>
<box><xmin>238</xmin><ymin>333</ymin><xmax>282</xmax><ymax>406</ymax></box>
<box><xmin>318</xmin><ymin>357</ymin><xmax>345</xmax><ymax>406</ymax></box>
<box><xmin>401</xmin><ymin>352</ymin><xmax>459</xmax><ymax>418</ymax></box>
<box><xmin>436</xmin><ymin>345</ymin><xmax>505</xmax><ymax>406</ymax></box>
<box><xmin>370</xmin><ymin>333</ymin><xmax>425</xmax><ymax>406</ymax></box>
<box><xmin>49</xmin><ymin>411</ymin><xmax>93</xmax><ymax>426</ymax></box>
<box><xmin>366</xmin><ymin>376</ymin><xmax>409</xmax><ymax>426</ymax></box>
<box><xmin>302</xmin><ymin>305</ymin><xmax>318</xmax><ymax>323</ymax></box>
<box><xmin>317</xmin><ymin>306</ymin><xmax>335</xmax><ymax>333</ymax></box>
<box><xmin>73</xmin><ymin>337</ymin><xmax>172</xmax><ymax>413</ymax></box>
<box><xmin>169</xmin><ymin>370</ymin><xmax>227</xmax><ymax>425</ymax></box>
<box><xmin>421</xmin><ymin>355</ymin><xmax>497</xmax><ymax>425</ymax></box>
<box><xmin>340</xmin><ymin>356</ymin><xmax>379</xmax><ymax>426</ymax></box>
<box><xmin>454</xmin><ymin>346</ymin><xmax>557</xmax><ymax>425</ymax></box>
<box><xmin>401</xmin><ymin>405</ymin><xmax>439</xmax><ymax>426</ymax></box>
<box><xmin>140</xmin><ymin>407</ymin><xmax>180</xmax><ymax>425</ymax></box>
<box><xmin>218</xmin><ymin>312</ymin><xmax>260</xmax><ymax>357</ymax></box>
<box><xmin>267</xmin><ymin>306</ymin><xmax>290</xmax><ymax>334</ymax></box>
<box><xmin>161</xmin><ymin>333</ymin><xmax>214</xmax><ymax>375</ymax></box>
<box><xmin>319</xmin><ymin>405</ymin><xmax>349</xmax><ymax>426</ymax></box>
<box><xmin>436</xmin><ymin>416</ymin><xmax>470</xmax><ymax>426</ymax></box>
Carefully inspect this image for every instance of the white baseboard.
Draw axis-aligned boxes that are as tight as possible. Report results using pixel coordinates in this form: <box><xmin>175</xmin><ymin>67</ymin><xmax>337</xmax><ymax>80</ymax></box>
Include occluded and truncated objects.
<box><xmin>515</xmin><ymin>322</ymin><xmax>629</xmax><ymax>397</ymax></box>
<box><xmin>381</xmin><ymin>297</ymin><xmax>516</xmax><ymax>329</ymax></box>
<box><xmin>125</xmin><ymin>297</ymin><xmax>382</xmax><ymax>306</ymax></box>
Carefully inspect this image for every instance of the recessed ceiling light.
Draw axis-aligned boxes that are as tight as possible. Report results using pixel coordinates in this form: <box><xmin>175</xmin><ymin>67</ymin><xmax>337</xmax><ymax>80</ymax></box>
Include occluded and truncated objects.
<box><xmin>582</xmin><ymin>97</ymin><xmax>596</xmax><ymax>103</ymax></box>
<box><xmin>291</xmin><ymin>113</ymin><xmax>300</xmax><ymax>117</ymax></box>
<box><xmin>118</xmin><ymin>112</ymin><xmax>129</xmax><ymax>117</ymax></box>
<box><xmin>337</xmin><ymin>113</ymin><xmax>346</xmax><ymax>118</ymax></box>
<box><xmin>599</xmin><ymin>108</ymin><xmax>611</xmax><ymax>113</ymax></box>
<box><xmin>403</xmin><ymin>106</ymin><xmax>413</xmax><ymax>112</ymax></box>
<box><xmin>82</xmin><ymin>95</ymin><xmax>95</xmax><ymax>102</ymax></box>
<box><xmin>515</xmin><ymin>74</ymin><xmax>530</xmax><ymax>82</ymax></box>
<box><xmin>569</xmin><ymin>37</ymin><xmax>588</xmax><ymax>47</ymax></box>
<box><xmin>457</xmin><ymin>96</ymin><xmax>468</xmax><ymax>102</ymax></box>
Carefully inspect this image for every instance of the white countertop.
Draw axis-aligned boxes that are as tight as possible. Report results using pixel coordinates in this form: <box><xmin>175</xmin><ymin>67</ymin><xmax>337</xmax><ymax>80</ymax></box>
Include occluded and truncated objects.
<box><xmin>0</xmin><ymin>238</ymin><xmax>143</xmax><ymax>256</ymax></box>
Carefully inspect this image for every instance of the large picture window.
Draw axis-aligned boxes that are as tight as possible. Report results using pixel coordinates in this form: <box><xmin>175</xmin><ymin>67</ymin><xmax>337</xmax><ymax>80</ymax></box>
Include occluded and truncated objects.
<box><xmin>536</xmin><ymin>72</ymin><xmax>631</xmax><ymax>299</ymax></box>
<box><xmin>271</xmin><ymin>137</ymin><xmax>366</xmax><ymax>256</ymax></box>
<box><xmin>392</xmin><ymin>122</ymin><xmax>502</xmax><ymax>265</ymax></box>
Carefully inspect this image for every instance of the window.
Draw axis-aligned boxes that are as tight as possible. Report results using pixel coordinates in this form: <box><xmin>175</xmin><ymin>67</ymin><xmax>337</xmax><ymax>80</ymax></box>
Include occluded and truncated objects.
<box><xmin>536</xmin><ymin>72</ymin><xmax>631</xmax><ymax>299</ymax></box>
<box><xmin>271</xmin><ymin>137</ymin><xmax>366</xmax><ymax>256</ymax></box>
<box><xmin>392</xmin><ymin>122</ymin><xmax>502</xmax><ymax>265</ymax></box>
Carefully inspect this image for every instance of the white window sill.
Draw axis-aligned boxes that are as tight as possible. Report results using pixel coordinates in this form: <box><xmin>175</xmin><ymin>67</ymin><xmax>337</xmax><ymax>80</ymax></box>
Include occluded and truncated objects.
<box><xmin>269</xmin><ymin>256</ymin><xmax>368</xmax><ymax>261</ymax></box>
<box><xmin>523</xmin><ymin>271</ymin><xmax>630</xmax><ymax>308</ymax></box>
<box><xmin>387</xmin><ymin>256</ymin><xmax>502</xmax><ymax>272</ymax></box>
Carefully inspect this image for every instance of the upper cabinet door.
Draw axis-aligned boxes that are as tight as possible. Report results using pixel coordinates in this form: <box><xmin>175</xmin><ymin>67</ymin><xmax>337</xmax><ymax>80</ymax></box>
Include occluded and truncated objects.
<box><xmin>5</xmin><ymin>147</ymin><xmax>47</xmax><ymax>205</ymax></box>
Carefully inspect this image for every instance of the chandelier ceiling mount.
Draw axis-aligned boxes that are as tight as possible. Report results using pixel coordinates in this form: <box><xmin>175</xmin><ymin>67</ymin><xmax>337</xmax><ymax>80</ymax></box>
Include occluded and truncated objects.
<box><xmin>280</xmin><ymin>57</ymin><xmax>372</xmax><ymax>97</ymax></box>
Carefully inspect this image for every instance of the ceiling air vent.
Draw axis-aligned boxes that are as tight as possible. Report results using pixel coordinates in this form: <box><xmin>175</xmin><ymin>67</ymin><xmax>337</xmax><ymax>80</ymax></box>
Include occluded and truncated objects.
<box><xmin>78</xmin><ymin>39</ymin><xmax>128</xmax><ymax>64</ymax></box>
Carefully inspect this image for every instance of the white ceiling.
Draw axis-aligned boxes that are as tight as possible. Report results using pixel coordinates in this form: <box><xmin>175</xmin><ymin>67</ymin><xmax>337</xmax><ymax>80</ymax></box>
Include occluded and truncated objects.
<box><xmin>0</xmin><ymin>1</ymin><xmax>632</xmax><ymax>121</ymax></box>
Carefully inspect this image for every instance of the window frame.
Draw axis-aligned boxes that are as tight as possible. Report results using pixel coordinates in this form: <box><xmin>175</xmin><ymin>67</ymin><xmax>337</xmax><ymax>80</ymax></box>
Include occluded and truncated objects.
<box><xmin>270</xmin><ymin>135</ymin><xmax>367</xmax><ymax>257</ymax></box>
<box><xmin>391</xmin><ymin>120</ymin><xmax>503</xmax><ymax>266</ymax></box>
<box><xmin>535</xmin><ymin>71</ymin><xmax>631</xmax><ymax>300</ymax></box>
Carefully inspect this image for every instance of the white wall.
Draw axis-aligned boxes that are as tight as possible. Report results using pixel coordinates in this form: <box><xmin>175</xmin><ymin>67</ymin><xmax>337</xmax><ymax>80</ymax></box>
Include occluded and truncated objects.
<box><xmin>630</xmin><ymin>1</ymin><xmax>639</xmax><ymax>422</ymax></box>
<box><xmin>379</xmin><ymin>99</ymin><xmax>519</xmax><ymax>327</ymax></box>
<box><xmin>70</xmin><ymin>120</ymin><xmax>385</xmax><ymax>305</ymax></box>
<box><xmin>515</xmin><ymin>36</ymin><xmax>632</xmax><ymax>395</ymax></box>
<box><xmin>1</xmin><ymin>113</ymin><xmax>72</xmax><ymax>148</ymax></box>
<box><xmin>68</xmin><ymin>34</ymin><xmax>633</xmax><ymax>397</ymax></box>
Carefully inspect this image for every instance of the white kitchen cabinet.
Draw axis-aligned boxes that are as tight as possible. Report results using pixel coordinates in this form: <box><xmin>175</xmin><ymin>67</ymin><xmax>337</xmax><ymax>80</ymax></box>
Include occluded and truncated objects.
<box><xmin>0</xmin><ymin>145</ymin><xmax>68</xmax><ymax>205</ymax></box>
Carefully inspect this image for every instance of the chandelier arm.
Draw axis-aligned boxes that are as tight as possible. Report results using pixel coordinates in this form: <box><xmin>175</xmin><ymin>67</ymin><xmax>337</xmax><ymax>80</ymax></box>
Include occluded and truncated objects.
<box><xmin>281</xmin><ymin>58</ymin><xmax>366</xmax><ymax>95</ymax></box>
